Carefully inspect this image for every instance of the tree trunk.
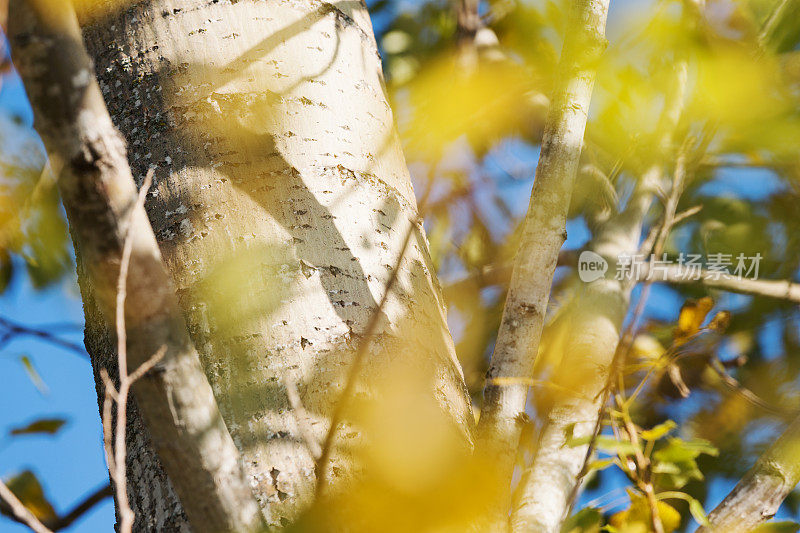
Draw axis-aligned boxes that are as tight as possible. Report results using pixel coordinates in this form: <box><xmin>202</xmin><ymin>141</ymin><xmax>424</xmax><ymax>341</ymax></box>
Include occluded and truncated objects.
<box><xmin>8</xmin><ymin>1</ymin><xmax>264</xmax><ymax>531</ymax></box>
<box><xmin>75</xmin><ymin>0</ymin><xmax>473</xmax><ymax>529</ymax></box>
<box><xmin>510</xmin><ymin>185</ymin><xmax>655</xmax><ymax>532</ymax></box>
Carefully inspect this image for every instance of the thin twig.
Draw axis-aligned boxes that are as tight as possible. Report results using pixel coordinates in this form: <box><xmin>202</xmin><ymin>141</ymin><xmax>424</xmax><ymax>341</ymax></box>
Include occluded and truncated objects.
<box><xmin>283</xmin><ymin>376</ymin><xmax>322</xmax><ymax>460</ymax></box>
<box><xmin>0</xmin><ymin>478</ymin><xmax>52</xmax><ymax>533</ymax></box>
<box><xmin>49</xmin><ymin>484</ymin><xmax>113</xmax><ymax>531</ymax></box>
<box><xmin>0</xmin><ymin>316</ymin><xmax>87</xmax><ymax>358</ymax></box>
<box><xmin>101</xmin><ymin>371</ymin><xmax>116</xmax><ymax>475</ymax></box>
<box><xmin>127</xmin><ymin>347</ymin><xmax>166</xmax><ymax>383</ymax></box>
<box><xmin>617</xmin><ymin>398</ymin><xmax>663</xmax><ymax>533</ymax></box>
<box><xmin>1</xmin><ymin>482</ymin><xmax>112</xmax><ymax>531</ymax></box>
<box><xmin>107</xmin><ymin>169</ymin><xmax>154</xmax><ymax>533</ymax></box>
<box><xmin>315</xmin><ymin>175</ymin><xmax>436</xmax><ymax>497</ymax></box>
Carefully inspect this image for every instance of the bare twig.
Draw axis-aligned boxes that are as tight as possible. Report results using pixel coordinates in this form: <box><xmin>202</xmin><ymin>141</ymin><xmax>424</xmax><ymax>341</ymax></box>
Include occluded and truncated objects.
<box><xmin>49</xmin><ymin>483</ymin><xmax>113</xmax><ymax>531</ymax></box>
<box><xmin>283</xmin><ymin>376</ymin><xmax>322</xmax><ymax>460</ymax></box>
<box><xmin>315</xmin><ymin>176</ymin><xmax>437</xmax><ymax>497</ymax></box>
<box><xmin>446</xmin><ymin>256</ymin><xmax>800</xmax><ymax>305</ymax></box>
<box><xmin>107</xmin><ymin>168</ymin><xmax>154</xmax><ymax>533</ymax></box>
<box><xmin>618</xmin><ymin>397</ymin><xmax>664</xmax><ymax>533</ymax></box>
<box><xmin>1</xmin><ymin>482</ymin><xmax>113</xmax><ymax>531</ymax></box>
<box><xmin>0</xmin><ymin>478</ymin><xmax>52</xmax><ymax>533</ymax></box>
<box><xmin>0</xmin><ymin>316</ymin><xmax>86</xmax><ymax>357</ymax></box>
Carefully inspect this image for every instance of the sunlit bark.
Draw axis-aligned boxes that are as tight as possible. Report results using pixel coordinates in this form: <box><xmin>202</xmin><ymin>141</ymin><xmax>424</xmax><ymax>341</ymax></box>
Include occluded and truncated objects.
<box><xmin>76</xmin><ymin>0</ymin><xmax>473</xmax><ymax>529</ymax></box>
<box><xmin>475</xmin><ymin>0</ymin><xmax>609</xmax><ymax>528</ymax></box>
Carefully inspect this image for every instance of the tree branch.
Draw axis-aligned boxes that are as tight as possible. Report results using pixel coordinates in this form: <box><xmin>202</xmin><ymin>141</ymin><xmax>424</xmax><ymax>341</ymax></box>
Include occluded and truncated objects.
<box><xmin>474</xmin><ymin>0</ymin><xmax>610</xmax><ymax>527</ymax></box>
<box><xmin>1</xmin><ymin>481</ymin><xmax>113</xmax><ymax>531</ymax></box>
<box><xmin>0</xmin><ymin>316</ymin><xmax>87</xmax><ymax>357</ymax></box>
<box><xmin>7</xmin><ymin>1</ymin><xmax>264</xmax><ymax>531</ymax></box>
<box><xmin>698</xmin><ymin>415</ymin><xmax>800</xmax><ymax>533</ymax></box>
<box><xmin>511</xmin><ymin>51</ymin><xmax>689</xmax><ymax>531</ymax></box>
<box><xmin>49</xmin><ymin>483</ymin><xmax>112</xmax><ymax>531</ymax></box>
<box><xmin>445</xmin><ymin>257</ymin><xmax>800</xmax><ymax>305</ymax></box>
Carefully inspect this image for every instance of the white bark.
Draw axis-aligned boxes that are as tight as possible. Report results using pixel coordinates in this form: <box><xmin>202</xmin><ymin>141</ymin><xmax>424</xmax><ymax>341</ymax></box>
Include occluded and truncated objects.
<box><xmin>511</xmin><ymin>59</ymin><xmax>688</xmax><ymax>532</ymax></box>
<box><xmin>7</xmin><ymin>1</ymin><xmax>264</xmax><ymax>532</ymax></box>
<box><xmin>475</xmin><ymin>0</ymin><xmax>609</xmax><ymax>526</ymax></box>
<box><xmin>699</xmin><ymin>415</ymin><xmax>800</xmax><ymax>532</ymax></box>
<box><xmin>446</xmin><ymin>256</ymin><xmax>800</xmax><ymax>305</ymax></box>
<box><xmin>78</xmin><ymin>0</ymin><xmax>474</xmax><ymax>528</ymax></box>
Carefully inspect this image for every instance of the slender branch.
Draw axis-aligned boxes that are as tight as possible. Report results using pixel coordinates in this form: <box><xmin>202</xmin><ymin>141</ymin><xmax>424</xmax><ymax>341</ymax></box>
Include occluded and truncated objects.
<box><xmin>511</xmin><ymin>49</ymin><xmax>689</xmax><ymax>531</ymax></box>
<box><xmin>49</xmin><ymin>484</ymin><xmax>112</xmax><ymax>531</ymax></box>
<box><xmin>445</xmin><ymin>257</ymin><xmax>800</xmax><ymax>305</ymax></box>
<box><xmin>1</xmin><ymin>480</ymin><xmax>114</xmax><ymax>531</ymax></box>
<box><xmin>283</xmin><ymin>376</ymin><xmax>322</xmax><ymax>460</ymax></box>
<box><xmin>315</xmin><ymin>176</ymin><xmax>437</xmax><ymax>497</ymax></box>
<box><xmin>0</xmin><ymin>316</ymin><xmax>87</xmax><ymax>357</ymax></box>
<box><xmin>642</xmin><ymin>264</ymin><xmax>800</xmax><ymax>303</ymax></box>
<box><xmin>474</xmin><ymin>2</ymin><xmax>610</xmax><ymax>526</ymax></box>
<box><xmin>618</xmin><ymin>397</ymin><xmax>663</xmax><ymax>533</ymax></box>
<box><xmin>0</xmin><ymin>478</ymin><xmax>52</xmax><ymax>533</ymax></box>
<box><xmin>109</xmin><ymin>168</ymin><xmax>154</xmax><ymax>533</ymax></box>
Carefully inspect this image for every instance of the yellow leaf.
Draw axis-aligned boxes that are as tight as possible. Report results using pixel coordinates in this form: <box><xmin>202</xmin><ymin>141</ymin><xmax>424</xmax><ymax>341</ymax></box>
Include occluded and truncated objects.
<box><xmin>610</xmin><ymin>490</ymin><xmax>681</xmax><ymax>533</ymax></box>
<box><xmin>632</xmin><ymin>334</ymin><xmax>665</xmax><ymax>361</ymax></box>
<box><xmin>674</xmin><ymin>297</ymin><xmax>714</xmax><ymax>345</ymax></box>
<box><xmin>4</xmin><ymin>470</ymin><xmax>57</xmax><ymax>523</ymax></box>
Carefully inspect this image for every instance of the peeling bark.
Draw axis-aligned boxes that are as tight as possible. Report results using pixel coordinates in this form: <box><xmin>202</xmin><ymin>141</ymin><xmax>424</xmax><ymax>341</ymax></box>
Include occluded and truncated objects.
<box><xmin>475</xmin><ymin>0</ymin><xmax>609</xmax><ymax>527</ymax></box>
<box><xmin>74</xmin><ymin>0</ymin><xmax>473</xmax><ymax>529</ymax></box>
<box><xmin>7</xmin><ymin>1</ymin><xmax>264</xmax><ymax>532</ymax></box>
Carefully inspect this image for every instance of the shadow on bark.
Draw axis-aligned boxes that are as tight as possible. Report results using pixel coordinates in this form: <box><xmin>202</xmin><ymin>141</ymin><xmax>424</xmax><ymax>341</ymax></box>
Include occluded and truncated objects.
<box><xmin>78</xmin><ymin>0</ymin><xmax>471</xmax><ymax>528</ymax></box>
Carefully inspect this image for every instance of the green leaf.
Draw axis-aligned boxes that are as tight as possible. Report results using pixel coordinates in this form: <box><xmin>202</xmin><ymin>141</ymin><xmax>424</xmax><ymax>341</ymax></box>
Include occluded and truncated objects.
<box><xmin>652</xmin><ymin>439</ymin><xmax>714</xmax><ymax>490</ymax></box>
<box><xmin>563</xmin><ymin>507</ymin><xmax>603</xmax><ymax>533</ymax></box>
<box><xmin>653</xmin><ymin>438</ymin><xmax>718</xmax><ymax>463</ymax></box>
<box><xmin>641</xmin><ymin>420</ymin><xmax>677</xmax><ymax>441</ymax></box>
<box><xmin>651</xmin><ymin>461</ymin><xmax>681</xmax><ymax>475</ymax></box>
<box><xmin>20</xmin><ymin>356</ymin><xmax>48</xmax><ymax>395</ymax></box>
<box><xmin>10</xmin><ymin>418</ymin><xmax>67</xmax><ymax>436</ymax></box>
<box><xmin>586</xmin><ymin>458</ymin><xmax>615</xmax><ymax>472</ymax></box>
<box><xmin>680</xmin><ymin>438</ymin><xmax>719</xmax><ymax>457</ymax></box>
<box><xmin>688</xmin><ymin>497</ymin><xmax>709</xmax><ymax>527</ymax></box>
<box><xmin>3</xmin><ymin>470</ymin><xmax>57</xmax><ymax>523</ymax></box>
<box><xmin>657</xmin><ymin>491</ymin><xmax>709</xmax><ymax>527</ymax></box>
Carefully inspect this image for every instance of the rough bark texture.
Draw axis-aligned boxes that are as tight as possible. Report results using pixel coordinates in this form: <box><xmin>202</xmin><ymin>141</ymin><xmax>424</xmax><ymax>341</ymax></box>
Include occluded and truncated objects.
<box><xmin>77</xmin><ymin>0</ymin><xmax>474</xmax><ymax>529</ymax></box>
<box><xmin>7</xmin><ymin>1</ymin><xmax>265</xmax><ymax>532</ymax></box>
<box><xmin>699</xmin><ymin>416</ymin><xmax>800</xmax><ymax>533</ymax></box>
<box><xmin>475</xmin><ymin>0</ymin><xmax>609</xmax><ymax>526</ymax></box>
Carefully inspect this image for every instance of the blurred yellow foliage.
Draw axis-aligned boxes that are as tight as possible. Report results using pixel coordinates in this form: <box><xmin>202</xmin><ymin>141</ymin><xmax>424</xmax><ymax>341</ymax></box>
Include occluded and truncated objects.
<box><xmin>610</xmin><ymin>490</ymin><xmax>681</xmax><ymax>533</ymax></box>
<box><xmin>403</xmin><ymin>58</ymin><xmax>539</xmax><ymax>158</ymax></box>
